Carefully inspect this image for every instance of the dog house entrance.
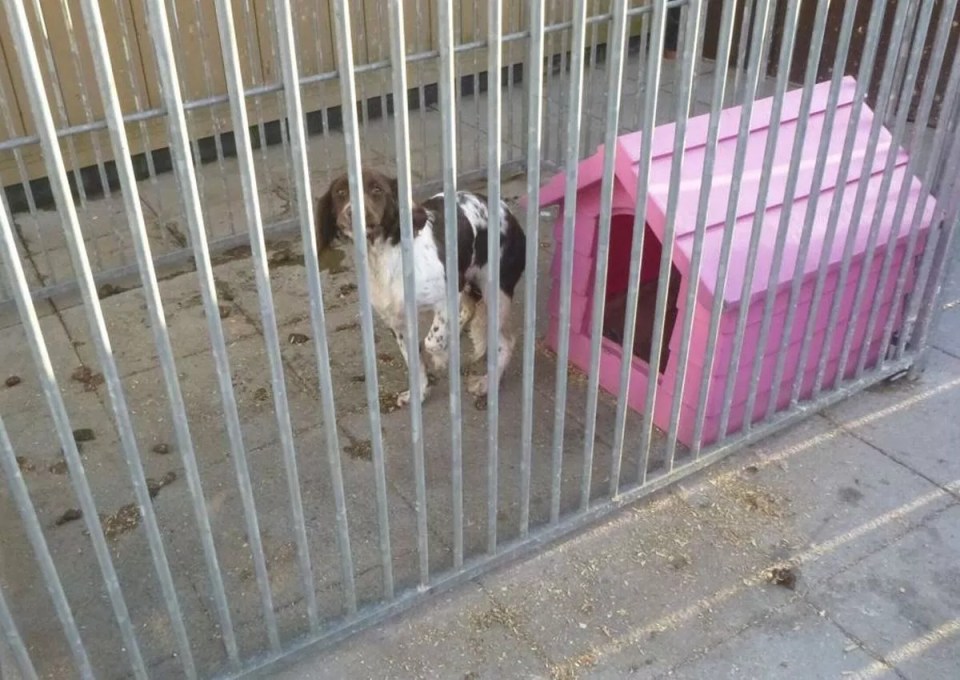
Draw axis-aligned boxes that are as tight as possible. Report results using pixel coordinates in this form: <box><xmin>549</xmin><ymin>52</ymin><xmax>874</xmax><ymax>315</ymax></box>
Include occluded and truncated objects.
<box><xmin>600</xmin><ymin>215</ymin><xmax>682</xmax><ymax>374</ymax></box>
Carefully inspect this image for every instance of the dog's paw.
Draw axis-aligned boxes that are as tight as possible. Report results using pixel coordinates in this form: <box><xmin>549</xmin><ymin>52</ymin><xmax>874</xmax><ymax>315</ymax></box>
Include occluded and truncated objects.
<box><xmin>466</xmin><ymin>374</ymin><xmax>488</xmax><ymax>397</ymax></box>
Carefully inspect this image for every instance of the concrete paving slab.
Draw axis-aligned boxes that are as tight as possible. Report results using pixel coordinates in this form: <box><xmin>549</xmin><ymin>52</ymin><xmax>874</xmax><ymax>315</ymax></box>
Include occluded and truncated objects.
<box><xmin>264</xmin><ymin>581</ymin><xmax>551</xmax><ymax>680</ymax></box>
<box><xmin>823</xmin><ymin>348</ymin><xmax>960</xmax><ymax>490</ymax></box>
<box><xmin>478</xmin><ymin>488</ymin><xmax>795</xmax><ymax>677</ymax></box>
<box><xmin>931</xmin><ymin>304</ymin><xmax>960</xmax><ymax>358</ymax></box>
<box><xmin>808</xmin><ymin>504</ymin><xmax>960</xmax><ymax>680</ymax></box>
<box><xmin>54</xmin><ymin>269</ymin><xmax>261</xmax><ymax>379</ymax></box>
<box><xmin>677</xmin><ymin>414</ymin><xmax>954</xmax><ymax>584</ymax></box>
<box><xmin>662</xmin><ymin>601</ymin><xmax>888</xmax><ymax>680</ymax></box>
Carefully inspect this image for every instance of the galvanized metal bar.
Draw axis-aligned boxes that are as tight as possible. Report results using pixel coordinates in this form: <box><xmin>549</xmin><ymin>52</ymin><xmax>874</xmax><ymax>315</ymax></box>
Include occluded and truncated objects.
<box><xmin>109</xmin><ymin>0</ymin><xmax>163</xmax><ymax>211</ymax></box>
<box><xmin>436</xmin><ymin>0</ymin><xmax>465</xmax><ymax>568</ymax></box>
<box><xmin>83</xmin><ymin>0</ymin><xmax>258</xmax><ymax>671</ymax></box>
<box><xmin>638</xmin><ymin>0</ymin><xmax>706</xmax><ymax>479</ymax></box>
<box><xmin>471</xmin><ymin>0</ymin><xmax>482</xmax><ymax>171</ymax></box>
<box><xmin>629</xmin><ymin>11</ymin><xmax>650</xmax><ymax>134</ymax></box>
<box><xmin>716</xmin><ymin>0</ymin><xmax>803</xmax><ymax>441</ymax></box>
<box><xmin>743</xmin><ymin>0</ymin><xmax>832</xmax><ymax>432</ymax></box>
<box><xmin>787</xmin><ymin>0</ymin><xmax>892</xmax><ymax>407</ymax></box>
<box><xmin>549</xmin><ymin>0</ymin><xmax>589</xmax><ymax>523</ymax></box>
<box><xmin>519</xmin><ymin>0</ymin><xmax>546</xmax><ymax>537</ymax></box>
<box><xmin>238</xmin><ymin>0</ymin><xmax>272</xmax><ymax>172</ymax></box>
<box><xmin>756</xmin><ymin>0</ymin><xmax>779</xmax><ymax>84</ymax></box>
<box><xmin>273</xmin><ymin>0</ymin><xmax>359</xmax><ymax>616</ymax></box>
<box><xmin>0</xmin><ymin>567</ymin><xmax>37</xmax><ymax>680</ymax></box>
<box><xmin>662</xmin><ymin>0</ymin><xmax>738</xmax><ymax>465</ymax></box>
<box><xmin>0</xmin><ymin>77</ymin><xmax>56</xmax><ymax>288</ymax></box>
<box><xmin>582</xmin><ymin>6</ymin><xmax>602</xmax><ymax>153</ymax></box>
<box><xmin>732</xmin><ymin>0</ymin><xmax>755</xmax><ymax>105</ymax></box>
<box><xmin>767</xmin><ymin>0</ymin><xmax>861</xmax><ymax>419</ymax></box>
<box><xmin>168</xmin><ymin>0</ymin><xmax>236</xmax><ymax>237</ymax></box>
<box><xmin>851</xmin><ymin>0</ymin><xmax>949</xmax><ymax>378</ymax></box>
<box><xmin>5</xmin><ymin>1</ymin><xmax>175</xmax><ymax>674</ymax></box>
<box><xmin>48</xmin><ymin>1</ymin><xmax>113</xmax><ymax>228</ymax></box>
<box><xmin>896</xmin><ymin>86</ymin><xmax>960</xmax><ymax>360</ymax></box>
<box><xmin>212</xmin><ymin>0</ymin><xmax>322</xmax><ymax>625</ymax></box>
<box><xmin>580</xmin><ymin>0</ymin><xmax>630</xmax><ymax>511</ymax></box>
<box><xmin>906</xmin><ymin>164</ymin><xmax>960</xmax><ymax>369</ymax></box>
<box><xmin>236</xmin><ymin>350</ymin><xmax>914</xmax><ymax>680</ymax></box>
<box><xmin>0</xmin><ymin>415</ymin><xmax>92</xmax><ymax>679</ymax></box>
<box><xmin>689</xmin><ymin>0</ymin><xmax>774</xmax><ymax>456</ymax></box>
<box><xmin>330</xmin><ymin>0</ymin><xmax>396</xmax><ymax>599</ymax></box>
<box><xmin>485</xmin><ymin>0</ymin><xmax>504</xmax><ymax>554</ymax></box>
<box><xmin>810</xmin><ymin>0</ymin><xmax>914</xmax><ymax>399</ymax></box>
<box><xmin>261</xmin><ymin>0</ymin><xmax>292</xmax><ymax>193</ymax></box>
<box><xmin>26</xmin><ymin>0</ymin><xmax>93</xmax><ymax>221</ymax></box>
<box><xmin>385</xmin><ymin>0</ymin><xmax>431</xmax><ymax>584</ymax></box>
<box><xmin>888</xmin><ymin>2</ymin><xmax>921</xmax><ymax>126</ymax></box>
<box><xmin>144</xmin><ymin>0</ymin><xmax>283</xmax><ymax>647</ymax></box>
<box><xmin>609</xmin><ymin>0</ymin><xmax>669</xmax><ymax>496</ymax></box>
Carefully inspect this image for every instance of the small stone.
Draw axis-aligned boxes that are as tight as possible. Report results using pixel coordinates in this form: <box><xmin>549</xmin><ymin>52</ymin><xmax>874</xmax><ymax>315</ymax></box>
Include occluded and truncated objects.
<box><xmin>288</xmin><ymin>332</ymin><xmax>309</xmax><ymax>345</ymax></box>
<box><xmin>55</xmin><ymin>508</ymin><xmax>82</xmax><ymax>526</ymax></box>
<box><xmin>152</xmin><ymin>443</ymin><xmax>170</xmax><ymax>455</ymax></box>
<box><xmin>218</xmin><ymin>304</ymin><xmax>232</xmax><ymax>319</ymax></box>
<box><xmin>73</xmin><ymin>428</ymin><xmax>96</xmax><ymax>443</ymax></box>
<box><xmin>15</xmin><ymin>456</ymin><xmax>34</xmax><ymax>472</ymax></box>
<box><xmin>4</xmin><ymin>375</ymin><xmax>21</xmax><ymax>388</ymax></box>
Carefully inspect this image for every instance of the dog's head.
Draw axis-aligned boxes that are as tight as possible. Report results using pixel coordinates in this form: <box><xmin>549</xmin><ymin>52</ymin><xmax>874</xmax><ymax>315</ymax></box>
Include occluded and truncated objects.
<box><xmin>316</xmin><ymin>168</ymin><xmax>427</xmax><ymax>249</ymax></box>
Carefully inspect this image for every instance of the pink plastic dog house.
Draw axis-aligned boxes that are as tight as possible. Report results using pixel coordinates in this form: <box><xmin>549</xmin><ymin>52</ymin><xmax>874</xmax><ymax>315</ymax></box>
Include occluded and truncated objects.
<box><xmin>537</xmin><ymin>76</ymin><xmax>938</xmax><ymax>448</ymax></box>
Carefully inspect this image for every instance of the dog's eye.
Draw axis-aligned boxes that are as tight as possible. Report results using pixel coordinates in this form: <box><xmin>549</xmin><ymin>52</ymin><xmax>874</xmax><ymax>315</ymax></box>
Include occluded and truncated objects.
<box><xmin>336</xmin><ymin>189</ymin><xmax>347</xmax><ymax>198</ymax></box>
<box><xmin>371</xmin><ymin>185</ymin><xmax>383</xmax><ymax>195</ymax></box>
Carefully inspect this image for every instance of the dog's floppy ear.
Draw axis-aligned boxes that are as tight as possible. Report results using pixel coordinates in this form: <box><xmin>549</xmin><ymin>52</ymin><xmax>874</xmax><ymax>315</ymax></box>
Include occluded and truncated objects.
<box><xmin>315</xmin><ymin>189</ymin><xmax>337</xmax><ymax>250</ymax></box>
<box><xmin>412</xmin><ymin>205</ymin><xmax>429</xmax><ymax>232</ymax></box>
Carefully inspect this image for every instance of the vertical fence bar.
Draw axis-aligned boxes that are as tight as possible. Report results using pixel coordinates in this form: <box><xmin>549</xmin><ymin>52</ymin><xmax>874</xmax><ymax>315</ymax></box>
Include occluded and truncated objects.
<box><xmin>662</xmin><ymin>0</ymin><xmax>738</xmax><ymax>465</ymax></box>
<box><xmin>144</xmin><ymin>0</ymin><xmax>283</xmax><ymax>649</ymax></box>
<box><xmin>82</xmin><ymin>0</ymin><xmax>260</xmax><ymax>671</ymax></box>
<box><xmin>485</xmin><ymin>0</ymin><xmax>503</xmax><ymax>554</ymax></box>
<box><xmin>894</xmin><ymin>73</ymin><xmax>960</xmax><ymax>361</ymax></box>
<box><xmin>0</xmin><ymin>416</ymin><xmax>93</xmax><ymax>679</ymax></box>
<box><xmin>609</xmin><ymin>0</ymin><xmax>667</xmax><ymax>497</ymax></box>
<box><xmin>0</xmin><ymin>568</ymin><xmax>37</xmax><ymax>680</ymax></box>
<box><xmin>519</xmin><ymin>0</ymin><xmax>545</xmax><ymax>537</ymax></box>
<box><xmin>732</xmin><ymin>0</ymin><xmax>755</xmax><ymax>105</ymax></box>
<box><xmin>549</xmin><ymin>0</ymin><xmax>588</xmax><ymax>523</ymax></box>
<box><xmin>580</xmin><ymin>0</ymin><xmax>629</xmax><ymax>510</ymax></box>
<box><xmin>766</xmin><ymin>0</ymin><xmax>860</xmax><ymax>420</ymax></box>
<box><xmin>212</xmin><ymin>0</ymin><xmax>322</xmax><ymax>626</ymax></box>
<box><xmin>785</xmin><ymin>1</ymin><xmax>891</xmax><ymax>406</ymax></box>
<box><xmin>272</xmin><ymin>0</ymin><xmax>358</xmax><ymax>615</ymax></box>
<box><xmin>716</xmin><ymin>0</ymin><xmax>803</xmax><ymax>441</ymax></box>
<box><xmin>906</xmin><ymin>153</ymin><xmax>960</xmax><ymax>366</ymax></box>
<box><xmin>742</xmin><ymin>0</ymin><xmax>832</xmax><ymax>433</ymax></box>
<box><xmin>238</xmin><ymin>0</ymin><xmax>272</xmax><ymax>173</ymax></box>
<box><xmin>436</xmin><ymin>0</ymin><xmax>465</xmax><ymax>569</ymax></box>
<box><xmin>849</xmin><ymin>0</ymin><xmax>944</xmax><ymax>379</ymax></box>
<box><xmin>330</xmin><ymin>0</ymin><xmax>396</xmax><ymax>598</ymax></box>
<box><xmin>637</xmin><ymin>0</ymin><xmax>706</xmax><ymax>480</ymax></box>
<box><xmin>809</xmin><ymin>0</ymin><xmax>914</xmax><ymax>399</ymax></box>
<box><xmin>627</xmin><ymin>0</ymin><xmax>703</xmax><ymax>478</ymax></box>
<box><xmin>6</xmin><ymin>1</ymin><xmax>180</xmax><ymax>675</ymax></box>
<box><xmin>386</xmin><ymin>0</ymin><xmax>430</xmax><ymax>584</ymax></box>
<box><xmin>689</xmin><ymin>0</ymin><xmax>772</xmax><ymax>456</ymax></box>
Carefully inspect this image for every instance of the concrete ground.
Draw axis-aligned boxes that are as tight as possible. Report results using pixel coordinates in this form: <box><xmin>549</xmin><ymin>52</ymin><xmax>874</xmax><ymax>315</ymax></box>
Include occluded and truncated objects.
<box><xmin>266</xmin><ymin>270</ymin><xmax>960</xmax><ymax>680</ymax></box>
<box><xmin>1</xmin><ymin>53</ymin><xmax>957</xmax><ymax>679</ymax></box>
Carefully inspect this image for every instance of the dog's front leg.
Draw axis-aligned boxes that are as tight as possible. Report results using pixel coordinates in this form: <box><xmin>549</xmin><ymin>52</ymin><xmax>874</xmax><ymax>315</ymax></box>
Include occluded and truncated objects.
<box><xmin>390</xmin><ymin>323</ymin><xmax>430</xmax><ymax>407</ymax></box>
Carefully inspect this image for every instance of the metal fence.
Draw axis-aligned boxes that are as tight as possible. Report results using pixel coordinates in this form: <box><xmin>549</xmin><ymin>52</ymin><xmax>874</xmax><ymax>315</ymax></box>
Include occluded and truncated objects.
<box><xmin>1</xmin><ymin>0</ymin><xmax>959</xmax><ymax>677</ymax></box>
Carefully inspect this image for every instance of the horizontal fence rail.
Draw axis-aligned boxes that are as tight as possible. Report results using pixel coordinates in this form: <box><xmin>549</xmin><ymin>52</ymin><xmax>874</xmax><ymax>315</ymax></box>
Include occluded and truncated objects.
<box><xmin>1</xmin><ymin>0</ymin><xmax>959</xmax><ymax>677</ymax></box>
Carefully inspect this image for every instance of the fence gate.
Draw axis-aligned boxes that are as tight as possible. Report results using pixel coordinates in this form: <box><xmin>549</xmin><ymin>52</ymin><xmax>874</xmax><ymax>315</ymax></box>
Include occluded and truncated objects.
<box><xmin>1</xmin><ymin>0</ymin><xmax>959</xmax><ymax>677</ymax></box>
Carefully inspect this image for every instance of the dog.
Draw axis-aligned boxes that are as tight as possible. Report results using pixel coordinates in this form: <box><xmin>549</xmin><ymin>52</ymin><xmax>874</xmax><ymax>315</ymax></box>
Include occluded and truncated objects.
<box><xmin>316</xmin><ymin>168</ymin><xmax>526</xmax><ymax>406</ymax></box>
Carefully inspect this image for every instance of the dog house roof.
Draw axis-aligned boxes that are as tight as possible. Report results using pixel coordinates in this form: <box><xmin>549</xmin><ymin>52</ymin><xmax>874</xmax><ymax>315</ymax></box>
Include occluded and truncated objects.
<box><xmin>537</xmin><ymin>77</ymin><xmax>938</xmax><ymax>312</ymax></box>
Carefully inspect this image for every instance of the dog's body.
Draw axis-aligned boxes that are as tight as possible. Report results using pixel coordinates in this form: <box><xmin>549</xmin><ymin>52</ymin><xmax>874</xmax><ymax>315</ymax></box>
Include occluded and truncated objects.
<box><xmin>316</xmin><ymin>169</ymin><xmax>526</xmax><ymax>405</ymax></box>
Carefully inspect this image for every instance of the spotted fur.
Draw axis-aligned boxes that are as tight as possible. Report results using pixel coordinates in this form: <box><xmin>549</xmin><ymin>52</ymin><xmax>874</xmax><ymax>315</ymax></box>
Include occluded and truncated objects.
<box><xmin>316</xmin><ymin>168</ymin><xmax>526</xmax><ymax>405</ymax></box>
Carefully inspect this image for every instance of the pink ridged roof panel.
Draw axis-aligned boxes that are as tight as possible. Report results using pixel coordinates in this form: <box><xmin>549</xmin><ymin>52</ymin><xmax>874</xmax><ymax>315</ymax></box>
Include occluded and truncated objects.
<box><xmin>540</xmin><ymin>76</ymin><xmax>939</xmax><ymax>311</ymax></box>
